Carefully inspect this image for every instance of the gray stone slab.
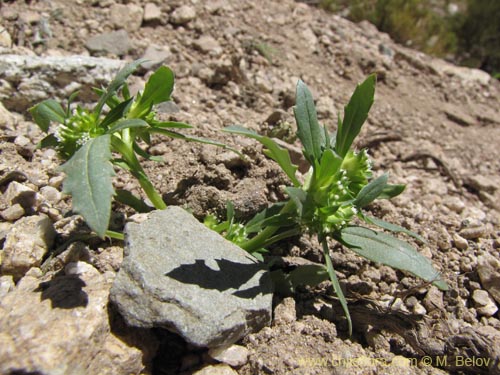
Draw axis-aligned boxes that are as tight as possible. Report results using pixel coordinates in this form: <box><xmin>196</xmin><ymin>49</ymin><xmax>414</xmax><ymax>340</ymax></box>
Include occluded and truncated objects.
<box><xmin>110</xmin><ymin>206</ymin><xmax>272</xmax><ymax>348</ymax></box>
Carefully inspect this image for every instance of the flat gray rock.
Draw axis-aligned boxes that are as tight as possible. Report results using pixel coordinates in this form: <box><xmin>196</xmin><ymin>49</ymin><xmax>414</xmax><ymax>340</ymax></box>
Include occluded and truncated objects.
<box><xmin>110</xmin><ymin>206</ymin><xmax>272</xmax><ymax>348</ymax></box>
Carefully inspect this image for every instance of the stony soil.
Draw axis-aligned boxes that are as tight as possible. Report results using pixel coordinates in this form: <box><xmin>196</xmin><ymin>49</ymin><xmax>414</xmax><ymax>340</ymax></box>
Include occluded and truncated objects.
<box><xmin>0</xmin><ymin>0</ymin><xmax>499</xmax><ymax>374</ymax></box>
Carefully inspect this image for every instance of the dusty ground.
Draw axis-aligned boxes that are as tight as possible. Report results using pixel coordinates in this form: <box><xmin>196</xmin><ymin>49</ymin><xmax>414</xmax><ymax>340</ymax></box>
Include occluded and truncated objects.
<box><xmin>0</xmin><ymin>0</ymin><xmax>499</xmax><ymax>374</ymax></box>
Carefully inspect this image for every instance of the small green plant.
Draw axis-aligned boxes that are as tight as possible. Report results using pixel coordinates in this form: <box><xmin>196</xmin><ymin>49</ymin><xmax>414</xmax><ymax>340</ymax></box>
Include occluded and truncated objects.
<box><xmin>218</xmin><ymin>75</ymin><xmax>448</xmax><ymax>335</ymax></box>
<box><xmin>30</xmin><ymin>59</ymin><xmax>225</xmax><ymax>238</ymax></box>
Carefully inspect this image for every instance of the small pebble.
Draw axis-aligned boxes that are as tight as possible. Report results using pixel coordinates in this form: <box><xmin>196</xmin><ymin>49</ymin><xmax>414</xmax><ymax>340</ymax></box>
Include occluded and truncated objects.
<box><xmin>208</xmin><ymin>345</ymin><xmax>249</xmax><ymax>367</ymax></box>
<box><xmin>453</xmin><ymin>233</ymin><xmax>468</xmax><ymax>250</ymax></box>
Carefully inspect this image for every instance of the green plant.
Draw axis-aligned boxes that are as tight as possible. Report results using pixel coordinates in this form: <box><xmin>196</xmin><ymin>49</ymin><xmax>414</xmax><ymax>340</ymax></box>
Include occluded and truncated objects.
<box><xmin>219</xmin><ymin>75</ymin><xmax>448</xmax><ymax>335</ymax></box>
<box><xmin>30</xmin><ymin>59</ymin><xmax>225</xmax><ymax>238</ymax></box>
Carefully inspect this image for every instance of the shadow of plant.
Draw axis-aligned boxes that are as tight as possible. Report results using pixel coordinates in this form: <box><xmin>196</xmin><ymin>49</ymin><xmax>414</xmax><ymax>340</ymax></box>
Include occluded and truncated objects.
<box><xmin>35</xmin><ymin>275</ymin><xmax>88</xmax><ymax>309</ymax></box>
<box><xmin>165</xmin><ymin>258</ymin><xmax>272</xmax><ymax>299</ymax></box>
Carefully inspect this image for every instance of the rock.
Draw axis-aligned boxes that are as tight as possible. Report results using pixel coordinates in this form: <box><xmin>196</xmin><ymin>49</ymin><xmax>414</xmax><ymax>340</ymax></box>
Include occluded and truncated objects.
<box><xmin>109</xmin><ymin>3</ymin><xmax>144</xmax><ymax>32</ymax></box>
<box><xmin>465</xmin><ymin>175</ymin><xmax>498</xmax><ymax>194</ymax></box>
<box><xmin>0</xmin><ymin>275</ymin><xmax>14</xmax><ymax>299</ymax></box>
<box><xmin>85</xmin><ymin>30</ymin><xmax>131</xmax><ymax>56</ymax></box>
<box><xmin>0</xmin><ymin>203</ymin><xmax>24</xmax><ymax>221</ymax></box>
<box><xmin>444</xmin><ymin>105</ymin><xmax>476</xmax><ymax>126</ymax></box>
<box><xmin>273</xmin><ymin>297</ymin><xmax>297</xmax><ymax>325</ymax></box>
<box><xmin>459</xmin><ymin>225</ymin><xmax>489</xmax><ymax>240</ymax></box>
<box><xmin>3</xmin><ymin>181</ymin><xmax>39</xmax><ymax>211</ymax></box>
<box><xmin>110</xmin><ymin>206</ymin><xmax>272</xmax><ymax>348</ymax></box>
<box><xmin>472</xmin><ymin>289</ymin><xmax>498</xmax><ymax>317</ymax></box>
<box><xmin>208</xmin><ymin>344</ymin><xmax>249</xmax><ymax>367</ymax></box>
<box><xmin>423</xmin><ymin>286</ymin><xmax>445</xmax><ymax>312</ymax></box>
<box><xmin>141</xmin><ymin>44</ymin><xmax>171</xmax><ymax>70</ymax></box>
<box><xmin>170</xmin><ymin>5</ymin><xmax>196</xmax><ymax>25</ymax></box>
<box><xmin>453</xmin><ymin>233</ymin><xmax>468</xmax><ymax>250</ymax></box>
<box><xmin>193</xmin><ymin>364</ymin><xmax>239</xmax><ymax>375</ymax></box>
<box><xmin>39</xmin><ymin>185</ymin><xmax>62</xmax><ymax>205</ymax></box>
<box><xmin>0</xmin><ymin>214</ymin><xmax>56</xmax><ymax>280</ymax></box>
<box><xmin>0</xmin><ymin>26</ymin><xmax>12</xmax><ymax>47</ymax></box>
<box><xmin>143</xmin><ymin>3</ymin><xmax>162</xmax><ymax>24</ymax></box>
<box><xmin>477</xmin><ymin>254</ymin><xmax>500</xmax><ymax>305</ymax></box>
<box><xmin>0</xmin><ymin>262</ymin><xmax>154</xmax><ymax>375</ymax></box>
<box><xmin>442</xmin><ymin>196</ymin><xmax>465</xmax><ymax>213</ymax></box>
<box><xmin>193</xmin><ymin>35</ymin><xmax>223</xmax><ymax>56</ymax></box>
<box><xmin>0</xmin><ymin>54</ymin><xmax>125</xmax><ymax>112</ymax></box>
<box><xmin>0</xmin><ymin>101</ymin><xmax>15</xmax><ymax>128</ymax></box>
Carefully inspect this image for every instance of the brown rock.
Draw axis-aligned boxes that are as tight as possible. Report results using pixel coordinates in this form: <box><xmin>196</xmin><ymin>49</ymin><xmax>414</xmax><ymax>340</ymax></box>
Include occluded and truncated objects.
<box><xmin>0</xmin><ymin>215</ymin><xmax>55</xmax><ymax>280</ymax></box>
<box><xmin>0</xmin><ymin>262</ymin><xmax>155</xmax><ymax>375</ymax></box>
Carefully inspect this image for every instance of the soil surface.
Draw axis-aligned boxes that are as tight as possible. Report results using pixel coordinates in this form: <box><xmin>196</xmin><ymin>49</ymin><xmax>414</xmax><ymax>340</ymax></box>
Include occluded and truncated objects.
<box><xmin>0</xmin><ymin>0</ymin><xmax>499</xmax><ymax>374</ymax></box>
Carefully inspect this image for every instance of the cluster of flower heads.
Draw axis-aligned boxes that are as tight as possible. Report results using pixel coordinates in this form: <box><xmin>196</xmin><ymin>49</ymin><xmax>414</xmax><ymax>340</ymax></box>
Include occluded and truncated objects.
<box><xmin>53</xmin><ymin>107</ymin><xmax>98</xmax><ymax>159</ymax></box>
<box><xmin>305</xmin><ymin>149</ymin><xmax>372</xmax><ymax>235</ymax></box>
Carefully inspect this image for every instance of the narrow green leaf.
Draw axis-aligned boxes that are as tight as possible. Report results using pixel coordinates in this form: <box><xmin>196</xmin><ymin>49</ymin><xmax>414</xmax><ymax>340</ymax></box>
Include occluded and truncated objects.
<box><xmin>115</xmin><ymin>189</ymin><xmax>153</xmax><ymax>213</ymax></box>
<box><xmin>94</xmin><ymin>59</ymin><xmax>146</xmax><ymax>116</ymax></box>
<box><xmin>99</xmin><ymin>98</ymin><xmax>134</xmax><ymax>129</ymax></box>
<box><xmin>60</xmin><ymin>135</ymin><xmax>115</xmax><ymax>238</ymax></box>
<box><xmin>378</xmin><ymin>184</ymin><xmax>406</xmax><ymax>199</ymax></box>
<box><xmin>106</xmin><ymin>118</ymin><xmax>149</xmax><ymax>134</ymax></box>
<box><xmin>151</xmin><ymin>129</ymin><xmax>239</xmax><ymax>154</ymax></box>
<box><xmin>338</xmin><ymin>226</ymin><xmax>448</xmax><ymax>290</ymax></box>
<box><xmin>29</xmin><ymin>100</ymin><xmax>66</xmax><ymax>132</ymax></box>
<box><xmin>133</xmin><ymin>143</ymin><xmax>164</xmax><ymax>162</ymax></box>
<box><xmin>224</xmin><ymin>125</ymin><xmax>300</xmax><ymax>186</ymax></box>
<box><xmin>322</xmin><ymin>239</ymin><xmax>352</xmax><ymax>336</ymax></box>
<box><xmin>67</xmin><ymin>90</ymin><xmax>81</xmax><ymax>115</ymax></box>
<box><xmin>245</xmin><ymin>202</ymin><xmax>286</xmax><ymax>233</ymax></box>
<box><xmin>362</xmin><ymin>215</ymin><xmax>426</xmax><ymax>243</ymax></box>
<box><xmin>151</xmin><ymin>120</ymin><xmax>192</xmax><ymax>129</ymax></box>
<box><xmin>354</xmin><ymin>173</ymin><xmax>388</xmax><ymax>207</ymax></box>
<box><xmin>336</xmin><ymin>75</ymin><xmax>376</xmax><ymax>157</ymax></box>
<box><xmin>136</xmin><ymin>66</ymin><xmax>174</xmax><ymax>113</ymax></box>
<box><xmin>294</xmin><ymin>80</ymin><xmax>325</xmax><ymax>164</ymax></box>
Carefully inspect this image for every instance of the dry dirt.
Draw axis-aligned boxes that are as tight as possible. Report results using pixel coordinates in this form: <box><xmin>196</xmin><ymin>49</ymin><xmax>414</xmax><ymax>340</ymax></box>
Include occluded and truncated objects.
<box><xmin>0</xmin><ymin>0</ymin><xmax>499</xmax><ymax>374</ymax></box>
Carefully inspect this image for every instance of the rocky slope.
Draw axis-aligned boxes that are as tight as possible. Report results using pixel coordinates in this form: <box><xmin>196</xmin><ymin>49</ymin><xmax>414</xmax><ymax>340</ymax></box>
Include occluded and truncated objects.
<box><xmin>0</xmin><ymin>0</ymin><xmax>499</xmax><ymax>374</ymax></box>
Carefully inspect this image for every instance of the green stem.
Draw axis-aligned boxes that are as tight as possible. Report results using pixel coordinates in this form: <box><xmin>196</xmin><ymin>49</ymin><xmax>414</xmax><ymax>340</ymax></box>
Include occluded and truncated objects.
<box><xmin>321</xmin><ymin>237</ymin><xmax>352</xmax><ymax>336</ymax></box>
<box><xmin>111</xmin><ymin>135</ymin><xmax>166</xmax><ymax>210</ymax></box>
<box><xmin>240</xmin><ymin>200</ymin><xmax>296</xmax><ymax>252</ymax></box>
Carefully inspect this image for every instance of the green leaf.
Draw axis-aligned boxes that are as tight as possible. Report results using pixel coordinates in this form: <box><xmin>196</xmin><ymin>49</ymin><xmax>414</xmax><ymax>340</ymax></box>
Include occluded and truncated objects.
<box><xmin>322</xmin><ymin>239</ymin><xmax>352</xmax><ymax>336</ymax></box>
<box><xmin>150</xmin><ymin>120</ymin><xmax>192</xmax><ymax>129</ymax></box>
<box><xmin>37</xmin><ymin>134</ymin><xmax>59</xmax><ymax>149</ymax></box>
<box><xmin>224</xmin><ymin>125</ymin><xmax>300</xmax><ymax>187</ymax></box>
<box><xmin>312</xmin><ymin>149</ymin><xmax>343</xmax><ymax>190</ymax></box>
<box><xmin>94</xmin><ymin>59</ymin><xmax>146</xmax><ymax>116</ymax></box>
<box><xmin>99</xmin><ymin>98</ymin><xmax>134</xmax><ymax>129</ymax></box>
<box><xmin>60</xmin><ymin>135</ymin><xmax>115</xmax><ymax>238</ymax></box>
<box><xmin>338</xmin><ymin>226</ymin><xmax>448</xmax><ymax>290</ymax></box>
<box><xmin>362</xmin><ymin>215</ymin><xmax>426</xmax><ymax>243</ymax></box>
<box><xmin>245</xmin><ymin>202</ymin><xmax>287</xmax><ymax>233</ymax></box>
<box><xmin>106</xmin><ymin>118</ymin><xmax>149</xmax><ymax>134</ymax></box>
<box><xmin>285</xmin><ymin>187</ymin><xmax>308</xmax><ymax>217</ymax></box>
<box><xmin>135</xmin><ymin>66</ymin><xmax>174</xmax><ymax>116</ymax></box>
<box><xmin>335</xmin><ymin>75</ymin><xmax>376</xmax><ymax>157</ymax></box>
<box><xmin>29</xmin><ymin>100</ymin><xmax>66</xmax><ymax>132</ymax></box>
<box><xmin>354</xmin><ymin>173</ymin><xmax>388</xmax><ymax>207</ymax></box>
<box><xmin>133</xmin><ymin>143</ymin><xmax>164</xmax><ymax>162</ymax></box>
<box><xmin>294</xmin><ymin>80</ymin><xmax>325</xmax><ymax>164</ymax></box>
<box><xmin>378</xmin><ymin>184</ymin><xmax>406</xmax><ymax>199</ymax></box>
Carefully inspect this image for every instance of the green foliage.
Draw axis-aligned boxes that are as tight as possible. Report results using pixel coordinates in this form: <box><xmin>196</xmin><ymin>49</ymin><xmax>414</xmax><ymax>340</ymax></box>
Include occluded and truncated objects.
<box><xmin>221</xmin><ymin>75</ymin><xmax>448</xmax><ymax>335</ymax></box>
<box><xmin>30</xmin><ymin>60</ymin><xmax>225</xmax><ymax>238</ymax></box>
<box><xmin>455</xmin><ymin>0</ymin><xmax>500</xmax><ymax>73</ymax></box>
<box><xmin>320</xmin><ymin>0</ymin><xmax>458</xmax><ymax>57</ymax></box>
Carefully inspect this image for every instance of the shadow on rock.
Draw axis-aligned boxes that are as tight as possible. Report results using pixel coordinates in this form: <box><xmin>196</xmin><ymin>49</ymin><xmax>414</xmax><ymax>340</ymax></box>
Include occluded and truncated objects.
<box><xmin>35</xmin><ymin>275</ymin><xmax>88</xmax><ymax>309</ymax></box>
<box><xmin>165</xmin><ymin>258</ymin><xmax>269</xmax><ymax>299</ymax></box>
